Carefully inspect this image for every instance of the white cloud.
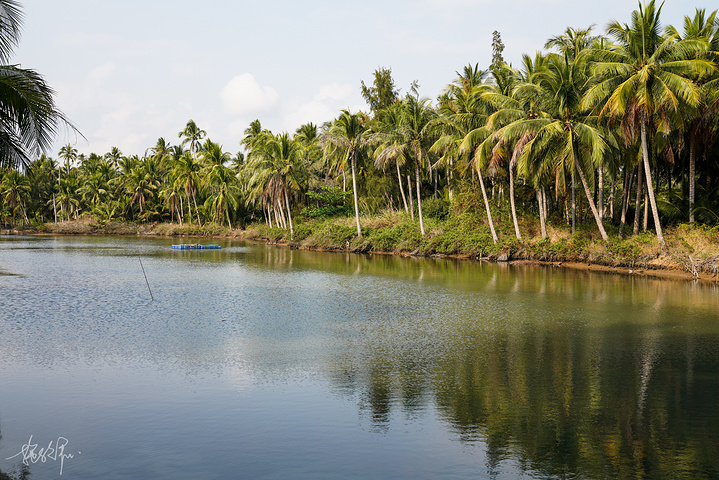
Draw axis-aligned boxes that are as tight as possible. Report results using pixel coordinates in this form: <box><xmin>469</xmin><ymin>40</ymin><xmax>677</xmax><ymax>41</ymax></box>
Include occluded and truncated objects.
<box><xmin>220</xmin><ymin>74</ymin><xmax>280</xmax><ymax>116</ymax></box>
<box><xmin>281</xmin><ymin>83</ymin><xmax>361</xmax><ymax>132</ymax></box>
<box><xmin>87</xmin><ymin>62</ymin><xmax>118</xmax><ymax>84</ymax></box>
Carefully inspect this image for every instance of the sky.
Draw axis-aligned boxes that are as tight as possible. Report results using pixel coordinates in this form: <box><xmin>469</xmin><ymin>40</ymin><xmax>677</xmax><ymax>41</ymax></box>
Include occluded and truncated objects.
<box><xmin>11</xmin><ymin>0</ymin><xmax>719</xmax><ymax>158</ymax></box>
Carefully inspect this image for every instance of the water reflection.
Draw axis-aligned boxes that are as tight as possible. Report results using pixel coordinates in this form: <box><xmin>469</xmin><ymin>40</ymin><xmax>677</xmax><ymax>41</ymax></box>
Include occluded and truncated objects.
<box><xmin>325</xmin><ymin>306</ymin><xmax>719</xmax><ymax>478</ymax></box>
<box><xmin>0</xmin><ymin>236</ymin><xmax>718</xmax><ymax>479</ymax></box>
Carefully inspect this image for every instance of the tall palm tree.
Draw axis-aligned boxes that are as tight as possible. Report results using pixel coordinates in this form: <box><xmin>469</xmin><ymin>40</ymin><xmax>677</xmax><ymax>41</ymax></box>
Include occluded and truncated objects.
<box><xmin>57</xmin><ymin>144</ymin><xmax>77</xmax><ymax>178</ymax></box>
<box><xmin>475</xmin><ymin>61</ymin><xmax>541</xmax><ymax>240</ymax></box>
<box><xmin>667</xmin><ymin>9</ymin><xmax>719</xmax><ymax>222</ymax></box>
<box><xmin>508</xmin><ymin>52</ymin><xmax>610</xmax><ymax>241</ymax></box>
<box><xmin>583</xmin><ymin>0</ymin><xmax>717</xmax><ymax>249</ymax></box>
<box><xmin>373</xmin><ymin>96</ymin><xmax>436</xmax><ymax>236</ymax></box>
<box><xmin>172</xmin><ymin>152</ymin><xmax>203</xmax><ymax>225</ymax></box>
<box><xmin>321</xmin><ymin>110</ymin><xmax>372</xmax><ymax>238</ymax></box>
<box><xmin>105</xmin><ymin>146</ymin><xmax>123</xmax><ymax>171</ymax></box>
<box><xmin>204</xmin><ymin>164</ymin><xmax>241</xmax><ymax>229</ymax></box>
<box><xmin>199</xmin><ymin>139</ymin><xmax>231</xmax><ymax>173</ymax></box>
<box><xmin>0</xmin><ymin>0</ymin><xmax>76</xmax><ymax>169</ymax></box>
<box><xmin>371</xmin><ymin>103</ymin><xmax>411</xmax><ymax>215</ymax></box>
<box><xmin>1</xmin><ymin>168</ymin><xmax>30</xmax><ymax>223</ymax></box>
<box><xmin>178</xmin><ymin>119</ymin><xmax>206</xmax><ymax>157</ymax></box>
<box><xmin>433</xmin><ymin>71</ymin><xmax>499</xmax><ymax>243</ymax></box>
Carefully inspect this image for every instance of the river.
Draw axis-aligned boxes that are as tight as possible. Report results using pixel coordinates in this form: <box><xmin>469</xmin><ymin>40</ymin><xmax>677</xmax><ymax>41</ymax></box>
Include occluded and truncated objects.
<box><xmin>0</xmin><ymin>235</ymin><xmax>717</xmax><ymax>479</ymax></box>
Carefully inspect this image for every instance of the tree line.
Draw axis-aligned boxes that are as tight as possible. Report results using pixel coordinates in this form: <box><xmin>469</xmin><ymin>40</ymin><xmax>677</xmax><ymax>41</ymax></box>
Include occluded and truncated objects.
<box><xmin>2</xmin><ymin>1</ymin><xmax>719</xmax><ymax>251</ymax></box>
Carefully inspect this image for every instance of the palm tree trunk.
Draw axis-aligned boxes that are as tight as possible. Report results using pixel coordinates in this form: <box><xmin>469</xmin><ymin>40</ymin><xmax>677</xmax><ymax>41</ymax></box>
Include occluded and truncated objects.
<box><xmin>574</xmin><ymin>156</ymin><xmax>608</xmax><ymax>242</ymax></box>
<box><xmin>634</xmin><ymin>164</ymin><xmax>643</xmax><ymax>236</ymax></box>
<box><xmin>186</xmin><ymin>193</ymin><xmax>192</xmax><ymax>223</ymax></box>
<box><xmin>571</xmin><ymin>171</ymin><xmax>576</xmax><ymax>234</ymax></box>
<box><xmin>53</xmin><ymin>193</ymin><xmax>57</xmax><ymax>223</ymax></box>
<box><xmin>640</xmin><ymin>120</ymin><xmax>666</xmax><ymax>251</ymax></box>
<box><xmin>509</xmin><ymin>160</ymin><xmax>521</xmax><ymax>240</ymax></box>
<box><xmin>598</xmin><ymin>166</ymin><xmax>604</xmax><ymax>218</ymax></box>
<box><xmin>21</xmin><ymin>203</ymin><xmax>29</xmax><ymax>224</ymax></box>
<box><xmin>407</xmin><ymin>174</ymin><xmax>414</xmax><ymax>220</ymax></box>
<box><xmin>689</xmin><ymin>139</ymin><xmax>696</xmax><ymax>222</ymax></box>
<box><xmin>642</xmin><ymin>186</ymin><xmax>649</xmax><ymax>232</ymax></box>
<box><xmin>397</xmin><ymin>161</ymin><xmax>408</xmax><ymax>214</ymax></box>
<box><xmin>350</xmin><ymin>154</ymin><xmax>362</xmax><ymax>238</ymax></box>
<box><xmin>283</xmin><ymin>181</ymin><xmax>294</xmax><ymax>238</ymax></box>
<box><xmin>478</xmin><ymin>167</ymin><xmax>498</xmax><ymax>243</ymax></box>
<box><xmin>415</xmin><ymin>158</ymin><xmax>425</xmax><ymax>236</ymax></box>
<box><xmin>619</xmin><ymin>168</ymin><xmax>634</xmax><ymax>236</ymax></box>
<box><xmin>537</xmin><ymin>188</ymin><xmax>547</xmax><ymax>238</ymax></box>
<box><xmin>192</xmin><ymin>192</ymin><xmax>202</xmax><ymax>226</ymax></box>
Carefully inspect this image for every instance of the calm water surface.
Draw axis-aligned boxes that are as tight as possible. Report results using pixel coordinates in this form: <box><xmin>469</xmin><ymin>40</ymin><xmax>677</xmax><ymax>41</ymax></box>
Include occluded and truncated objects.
<box><xmin>0</xmin><ymin>235</ymin><xmax>717</xmax><ymax>479</ymax></box>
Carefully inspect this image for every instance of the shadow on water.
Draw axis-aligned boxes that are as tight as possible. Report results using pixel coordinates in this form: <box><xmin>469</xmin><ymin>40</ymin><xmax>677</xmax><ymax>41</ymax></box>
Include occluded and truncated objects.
<box><xmin>0</xmin><ymin>430</ymin><xmax>30</xmax><ymax>480</ymax></box>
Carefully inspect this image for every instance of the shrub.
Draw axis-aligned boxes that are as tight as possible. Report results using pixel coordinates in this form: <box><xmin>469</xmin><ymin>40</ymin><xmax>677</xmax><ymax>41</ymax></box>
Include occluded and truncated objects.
<box><xmin>301</xmin><ymin>187</ymin><xmax>352</xmax><ymax>218</ymax></box>
<box><xmin>422</xmin><ymin>197</ymin><xmax>450</xmax><ymax>220</ymax></box>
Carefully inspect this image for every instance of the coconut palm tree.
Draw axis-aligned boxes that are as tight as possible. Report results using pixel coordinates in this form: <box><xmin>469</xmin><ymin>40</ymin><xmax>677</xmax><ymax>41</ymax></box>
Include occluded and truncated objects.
<box><xmin>1</xmin><ymin>168</ymin><xmax>30</xmax><ymax>223</ymax></box>
<box><xmin>57</xmin><ymin>144</ymin><xmax>77</xmax><ymax>178</ymax></box>
<box><xmin>0</xmin><ymin>0</ymin><xmax>76</xmax><ymax>169</ymax></box>
<box><xmin>172</xmin><ymin>152</ymin><xmax>203</xmax><ymax>225</ymax></box>
<box><xmin>105</xmin><ymin>146</ymin><xmax>123</xmax><ymax>171</ymax></box>
<box><xmin>199</xmin><ymin>139</ymin><xmax>231</xmax><ymax>173</ymax></box>
<box><xmin>178</xmin><ymin>119</ymin><xmax>206</xmax><ymax>157</ymax></box>
<box><xmin>247</xmin><ymin>132</ymin><xmax>303</xmax><ymax>237</ymax></box>
<box><xmin>433</xmin><ymin>70</ymin><xmax>499</xmax><ymax>243</ymax></box>
<box><xmin>321</xmin><ymin>110</ymin><xmax>372</xmax><ymax>238</ymax></box>
<box><xmin>204</xmin><ymin>164</ymin><xmax>241</xmax><ymax>228</ymax></box>
<box><xmin>373</xmin><ymin>96</ymin><xmax>436</xmax><ymax>236</ymax></box>
<box><xmin>371</xmin><ymin>103</ymin><xmax>411</xmax><ymax>215</ymax></box>
<box><xmin>583</xmin><ymin>0</ymin><xmax>717</xmax><ymax>249</ymax></box>
<box><xmin>473</xmin><ymin>61</ymin><xmax>542</xmax><ymax>240</ymax></box>
<box><xmin>507</xmin><ymin>52</ymin><xmax>610</xmax><ymax>241</ymax></box>
<box><xmin>667</xmin><ymin>8</ymin><xmax>719</xmax><ymax>222</ymax></box>
<box><xmin>77</xmin><ymin>171</ymin><xmax>108</xmax><ymax>208</ymax></box>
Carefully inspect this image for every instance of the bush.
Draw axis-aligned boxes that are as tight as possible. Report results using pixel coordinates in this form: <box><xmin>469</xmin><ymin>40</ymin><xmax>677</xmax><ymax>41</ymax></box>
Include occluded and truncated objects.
<box><xmin>301</xmin><ymin>187</ymin><xmax>352</xmax><ymax>218</ymax></box>
<box><xmin>422</xmin><ymin>197</ymin><xmax>450</xmax><ymax>220</ymax></box>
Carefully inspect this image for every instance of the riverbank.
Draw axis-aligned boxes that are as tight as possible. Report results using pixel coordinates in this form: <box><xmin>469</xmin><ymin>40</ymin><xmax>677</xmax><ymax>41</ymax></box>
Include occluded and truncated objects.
<box><xmin>3</xmin><ymin>216</ymin><xmax>718</xmax><ymax>282</ymax></box>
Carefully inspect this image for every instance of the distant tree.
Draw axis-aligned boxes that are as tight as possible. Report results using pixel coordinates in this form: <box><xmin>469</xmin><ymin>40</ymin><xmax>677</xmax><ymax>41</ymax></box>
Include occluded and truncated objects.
<box><xmin>58</xmin><ymin>144</ymin><xmax>77</xmax><ymax>176</ymax></box>
<box><xmin>361</xmin><ymin>67</ymin><xmax>400</xmax><ymax>114</ymax></box>
<box><xmin>178</xmin><ymin>119</ymin><xmax>206</xmax><ymax>157</ymax></box>
<box><xmin>491</xmin><ymin>30</ymin><xmax>505</xmax><ymax>70</ymax></box>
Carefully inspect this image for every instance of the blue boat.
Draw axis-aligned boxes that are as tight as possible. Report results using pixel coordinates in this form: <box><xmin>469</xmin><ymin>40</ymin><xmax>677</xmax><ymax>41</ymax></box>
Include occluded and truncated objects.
<box><xmin>171</xmin><ymin>244</ymin><xmax>221</xmax><ymax>250</ymax></box>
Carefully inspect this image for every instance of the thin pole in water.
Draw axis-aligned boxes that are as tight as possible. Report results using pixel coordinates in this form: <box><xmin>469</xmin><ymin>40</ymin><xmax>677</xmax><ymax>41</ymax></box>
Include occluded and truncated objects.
<box><xmin>138</xmin><ymin>256</ymin><xmax>154</xmax><ymax>301</ymax></box>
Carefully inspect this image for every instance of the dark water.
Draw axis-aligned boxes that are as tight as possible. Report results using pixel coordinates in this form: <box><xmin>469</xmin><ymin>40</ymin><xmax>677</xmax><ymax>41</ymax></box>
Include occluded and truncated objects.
<box><xmin>0</xmin><ymin>235</ymin><xmax>717</xmax><ymax>479</ymax></box>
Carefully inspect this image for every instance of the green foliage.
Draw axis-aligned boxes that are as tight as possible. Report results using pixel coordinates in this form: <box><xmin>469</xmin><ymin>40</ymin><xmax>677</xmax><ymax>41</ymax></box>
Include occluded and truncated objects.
<box><xmin>364</xmin><ymin>222</ymin><xmax>422</xmax><ymax>252</ymax></box>
<box><xmin>491</xmin><ymin>30</ymin><xmax>505</xmax><ymax>70</ymax></box>
<box><xmin>266</xmin><ymin>227</ymin><xmax>286</xmax><ymax>242</ymax></box>
<box><xmin>292</xmin><ymin>222</ymin><xmax>313</xmax><ymax>241</ymax></box>
<box><xmin>360</xmin><ymin>67</ymin><xmax>399</xmax><ymax>114</ymax></box>
<box><xmin>301</xmin><ymin>187</ymin><xmax>352</xmax><ymax>218</ymax></box>
<box><xmin>606</xmin><ymin>238</ymin><xmax>643</xmax><ymax>264</ymax></box>
<box><xmin>421</xmin><ymin>197</ymin><xmax>450</xmax><ymax>220</ymax></box>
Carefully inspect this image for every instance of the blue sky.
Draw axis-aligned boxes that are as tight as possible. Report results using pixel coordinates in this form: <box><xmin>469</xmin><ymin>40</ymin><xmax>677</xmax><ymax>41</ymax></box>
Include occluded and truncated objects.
<box><xmin>12</xmin><ymin>0</ymin><xmax>719</xmax><ymax>158</ymax></box>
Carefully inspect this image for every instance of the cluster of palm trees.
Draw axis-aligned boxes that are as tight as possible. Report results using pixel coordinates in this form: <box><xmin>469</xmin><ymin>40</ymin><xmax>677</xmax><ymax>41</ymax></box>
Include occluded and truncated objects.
<box><xmin>0</xmin><ymin>120</ymin><xmax>249</xmax><ymax>227</ymax></box>
<box><xmin>3</xmin><ymin>2</ymin><xmax>719</xmax><ymax>249</ymax></box>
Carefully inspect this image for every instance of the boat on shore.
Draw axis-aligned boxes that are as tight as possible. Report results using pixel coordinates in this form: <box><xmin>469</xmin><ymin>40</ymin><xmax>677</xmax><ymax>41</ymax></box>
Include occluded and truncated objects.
<box><xmin>171</xmin><ymin>244</ymin><xmax>221</xmax><ymax>250</ymax></box>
